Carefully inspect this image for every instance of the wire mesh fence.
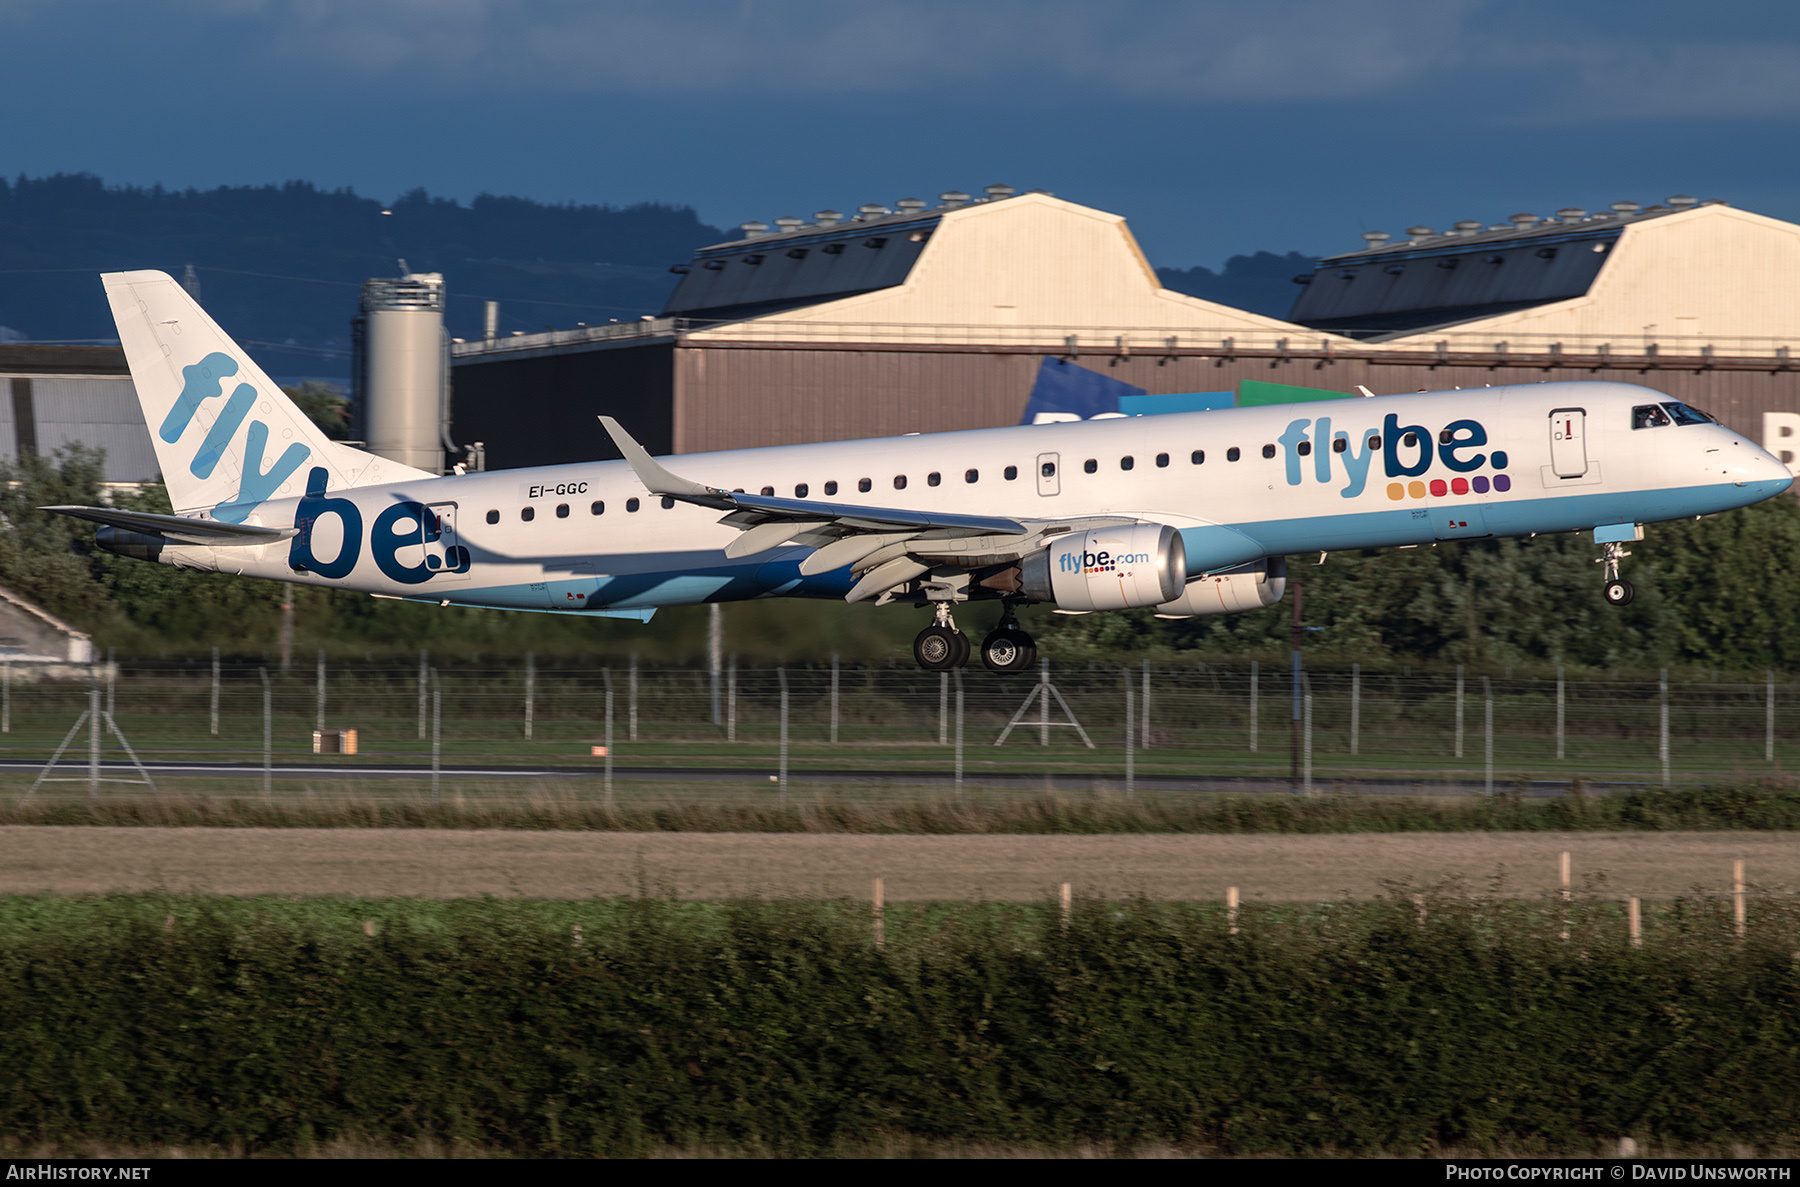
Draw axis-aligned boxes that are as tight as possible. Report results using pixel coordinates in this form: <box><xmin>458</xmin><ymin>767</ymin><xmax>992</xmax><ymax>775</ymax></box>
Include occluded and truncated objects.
<box><xmin>2</xmin><ymin>653</ymin><xmax>1798</xmax><ymax>804</ymax></box>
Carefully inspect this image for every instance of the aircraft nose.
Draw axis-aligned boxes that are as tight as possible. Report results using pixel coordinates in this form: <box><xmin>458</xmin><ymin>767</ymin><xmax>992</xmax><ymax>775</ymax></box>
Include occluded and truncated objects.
<box><xmin>1736</xmin><ymin>440</ymin><xmax>1795</xmax><ymax>491</ymax></box>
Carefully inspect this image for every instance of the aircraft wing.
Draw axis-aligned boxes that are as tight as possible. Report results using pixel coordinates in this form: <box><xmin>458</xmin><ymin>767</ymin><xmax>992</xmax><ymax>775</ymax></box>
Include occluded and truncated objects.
<box><xmin>599</xmin><ymin>417</ymin><xmax>1126</xmax><ymax>603</ymax></box>
<box><xmin>43</xmin><ymin>505</ymin><xmax>296</xmax><ymax>546</ymax></box>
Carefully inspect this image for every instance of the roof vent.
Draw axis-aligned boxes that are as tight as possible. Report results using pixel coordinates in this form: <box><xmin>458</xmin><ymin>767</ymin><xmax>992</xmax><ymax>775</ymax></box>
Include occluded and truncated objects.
<box><xmin>895</xmin><ymin>198</ymin><xmax>928</xmax><ymax>214</ymax></box>
<box><xmin>856</xmin><ymin>204</ymin><xmax>891</xmax><ymax>218</ymax></box>
<box><xmin>740</xmin><ymin>221</ymin><xmax>770</xmax><ymax>238</ymax></box>
<box><xmin>1452</xmin><ymin>220</ymin><xmax>1485</xmax><ymax>236</ymax></box>
<box><xmin>983</xmin><ymin>183</ymin><xmax>1016</xmax><ymax>200</ymax></box>
<box><xmin>774</xmin><ymin>216</ymin><xmax>806</xmax><ymax>233</ymax></box>
<box><xmin>1361</xmin><ymin>231</ymin><xmax>1390</xmax><ymax>248</ymax></box>
<box><xmin>1509</xmin><ymin>212</ymin><xmax>1537</xmax><ymax>228</ymax></box>
<box><xmin>1557</xmin><ymin>207</ymin><xmax>1587</xmax><ymax>223</ymax></box>
<box><xmin>938</xmin><ymin>190</ymin><xmax>971</xmax><ymax>208</ymax></box>
<box><xmin>814</xmin><ymin>209</ymin><xmax>843</xmax><ymax>225</ymax></box>
<box><xmin>1487</xmin><ymin>224</ymin><xmax>1511</xmax><ymax>232</ymax></box>
<box><xmin>1405</xmin><ymin>225</ymin><xmax>1436</xmax><ymax>238</ymax></box>
<box><xmin>1667</xmin><ymin>194</ymin><xmax>1698</xmax><ymax>209</ymax></box>
<box><xmin>1610</xmin><ymin>200</ymin><xmax>1640</xmax><ymax>214</ymax></box>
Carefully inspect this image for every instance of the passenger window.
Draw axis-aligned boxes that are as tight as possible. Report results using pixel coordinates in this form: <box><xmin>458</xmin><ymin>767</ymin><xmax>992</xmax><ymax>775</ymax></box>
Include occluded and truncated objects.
<box><xmin>556</xmin><ymin>503</ymin><xmax>569</xmax><ymax>518</ymax></box>
<box><xmin>1367</xmin><ymin>435</ymin><xmax>1382</xmax><ymax>450</ymax></box>
<box><xmin>1227</xmin><ymin>447</ymin><xmax>1241</xmax><ymax>462</ymax></box>
<box><xmin>965</xmin><ymin>469</ymin><xmax>979</xmax><ymax>483</ymax></box>
<box><xmin>1155</xmin><ymin>453</ymin><xmax>1169</xmax><ymax>468</ymax></box>
<box><xmin>486</xmin><ymin>509</ymin><xmax>499</xmax><ymax>524</ymax></box>
<box><xmin>661</xmin><ymin>497</ymin><xmax>675</xmax><ymax>509</ymax></box>
<box><xmin>1041</xmin><ymin>461</ymin><xmax>1056</xmax><ymax>477</ymax></box>
<box><xmin>795</xmin><ymin>483</ymin><xmax>809</xmax><ymax>497</ymax></box>
<box><xmin>894</xmin><ymin>475</ymin><xmax>907</xmax><ymax>490</ymax></box>
<box><xmin>1120</xmin><ymin>456</ymin><xmax>1134</xmax><ymax>471</ymax></box>
<box><xmin>1262</xmin><ymin>444</ymin><xmax>1276</xmax><ymax>459</ymax></box>
<box><xmin>521</xmin><ymin>506</ymin><xmax>535</xmax><ymax>522</ymax></box>
<box><xmin>761</xmin><ymin>486</ymin><xmax>775</xmax><ymax>496</ymax></box>
<box><xmin>1332</xmin><ymin>438</ymin><xmax>1347</xmax><ymax>453</ymax></box>
<box><xmin>1438</xmin><ymin>429</ymin><xmax>1454</xmax><ymax>445</ymax></box>
<box><xmin>1083</xmin><ymin>459</ymin><xmax>1097</xmax><ymax>474</ymax></box>
<box><xmin>1297</xmin><ymin>442</ymin><xmax>1311</xmax><ymax>457</ymax></box>
<box><xmin>824</xmin><ymin>480</ymin><xmax>838</xmax><ymax>495</ymax></box>
<box><xmin>590</xmin><ymin>501</ymin><xmax>604</xmax><ymax>515</ymax></box>
<box><xmin>1402</xmin><ymin>432</ymin><xmax>1418</xmax><ymax>448</ymax></box>
<box><xmin>626</xmin><ymin>498</ymin><xmax>640</xmax><ymax>512</ymax></box>
<box><xmin>1633</xmin><ymin>404</ymin><xmax>1673</xmax><ymax>429</ymax></box>
<box><xmin>859</xmin><ymin>478</ymin><xmax>872</xmax><ymax>493</ymax></box>
<box><xmin>1191</xmin><ymin>450</ymin><xmax>1204</xmax><ymax>465</ymax></box>
<box><xmin>1004</xmin><ymin>465</ymin><xmax>1018</xmax><ymax>480</ymax></box>
<box><xmin>927</xmin><ymin>472</ymin><xmax>941</xmax><ymax>487</ymax></box>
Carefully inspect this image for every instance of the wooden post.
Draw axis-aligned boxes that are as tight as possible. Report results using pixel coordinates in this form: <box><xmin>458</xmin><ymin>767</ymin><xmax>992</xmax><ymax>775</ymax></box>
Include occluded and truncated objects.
<box><xmin>778</xmin><ymin>667</ymin><xmax>789</xmax><ymax>800</ymax></box>
<box><xmin>1141</xmin><ymin>659</ymin><xmax>1151</xmax><ymax>750</ymax></box>
<box><xmin>1628</xmin><ymin>896</ymin><xmax>1642</xmax><ymax>948</ymax></box>
<box><xmin>1734</xmin><ymin>859</ymin><xmax>1746</xmax><ymax>939</ymax></box>
<box><xmin>629</xmin><ymin>653</ymin><xmax>639</xmax><ymax>742</ymax></box>
<box><xmin>418</xmin><ymin>649</ymin><xmax>429</xmax><ymax>739</ymax></box>
<box><xmin>602</xmin><ymin>668</ymin><xmax>615</xmax><ymax>809</ymax></box>
<box><xmin>1302</xmin><ymin>674</ymin><xmax>1313</xmax><ymax>795</ymax></box>
<box><xmin>1</xmin><ymin>658</ymin><xmax>9</xmax><ymax>735</ymax></box>
<box><xmin>872</xmin><ymin>878</ymin><xmax>885</xmax><ymax>950</ymax></box>
<box><xmin>939</xmin><ymin>671</ymin><xmax>949</xmax><ymax>746</ymax></box>
<box><xmin>260</xmin><ymin>667</ymin><xmax>272</xmax><ymax>802</ymax></box>
<box><xmin>430</xmin><ymin>669</ymin><xmax>441</xmax><ymax>802</ymax></box>
<box><xmin>1226</xmin><ymin>886</ymin><xmax>1239</xmax><ymax>935</ymax></box>
<box><xmin>1414</xmin><ymin>894</ymin><xmax>1427</xmax><ymax>927</ymax></box>
<box><xmin>1455</xmin><ymin>665</ymin><xmax>1464</xmax><ymax>759</ymax></box>
<box><xmin>1039</xmin><ymin>656</ymin><xmax>1050</xmax><ymax>747</ymax></box>
<box><xmin>1560</xmin><ymin>851</ymin><xmax>1571</xmax><ymax>942</ymax></box>
<box><xmin>953</xmin><ymin>668</ymin><xmax>964</xmax><ymax>798</ymax></box>
<box><xmin>1768</xmin><ymin>670</ymin><xmax>1776</xmax><ymax>763</ymax></box>
<box><xmin>363</xmin><ymin>920</ymin><xmax>376</xmax><ymax>939</ymax></box>
<box><xmin>315</xmin><ymin>649</ymin><xmax>326</xmax><ymax>737</ymax></box>
<box><xmin>163</xmin><ymin>914</ymin><xmax>174</xmax><ymax>934</ymax></box>
<box><xmin>1556</xmin><ymin>664</ymin><xmax>1565</xmax><ymax>761</ymax></box>
<box><xmin>727</xmin><ymin>654</ymin><xmax>737</xmax><ymax>742</ymax></box>
<box><xmin>1659</xmin><ymin>669</ymin><xmax>1671</xmax><ymax>787</ymax></box>
<box><xmin>1249</xmin><ymin>661</ymin><xmax>1259</xmax><ymax>753</ymax></box>
<box><xmin>523</xmin><ymin>651</ymin><xmax>535</xmax><ymax>740</ymax></box>
<box><xmin>1349</xmin><ymin>661</ymin><xmax>1360</xmax><ymax>756</ymax></box>
<box><xmin>1123</xmin><ymin>671</ymin><xmax>1135</xmax><ymax>798</ymax></box>
<box><xmin>1060</xmin><ymin>881</ymin><xmax>1071</xmax><ymax>931</ymax></box>
<box><xmin>571</xmin><ymin>923</ymin><xmax>583</xmax><ymax>948</ymax></box>
<box><xmin>208</xmin><ymin>648</ymin><xmax>218</xmax><ymax>736</ymax></box>
<box><xmin>830</xmin><ymin>654</ymin><xmax>840</xmax><ymax>745</ymax></box>
<box><xmin>87</xmin><ymin>683</ymin><xmax>99</xmax><ymax>801</ymax></box>
<box><xmin>1482</xmin><ymin>675</ymin><xmax>1494</xmax><ymax>797</ymax></box>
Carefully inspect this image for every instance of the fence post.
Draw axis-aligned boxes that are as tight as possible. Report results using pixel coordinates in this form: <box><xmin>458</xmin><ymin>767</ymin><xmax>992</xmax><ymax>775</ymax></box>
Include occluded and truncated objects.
<box><xmin>208</xmin><ymin>648</ymin><xmax>219</xmax><ymax>736</ymax></box>
<box><xmin>1302</xmin><ymin>673</ymin><xmax>1313</xmax><ymax>795</ymax></box>
<box><xmin>1556</xmin><ymin>664</ymin><xmax>1565</xmax><ymax>761</ymax></box>
<box><xmin>1734</xmin><ymin>859</ymin><xmax>1746</xmax><ymax>939</ymax></box>
<box><xmin>1628</xmin><ymin>896</ymin><xmax>1642</xmax><ymax>948</ymax></box>
<box><xmin>1659</xmin><ymin>668</ymin><xmax>1671</xmax><ymax>787</ymax></box>
<box><xmin>1060</xmin><ymin>882</ymin><xmax>1071</xmax><ymax>931</ymax></box>
<box><xmin>1227</xmin><ymin>886</ymin><xmax>1239</xmax><ymax>935</ymax></box>
<box><xmin>1349</xmin><ymin>661</ymin><xmax>1359</xmax><ymax>756</ymax></box>
<box><xmin>87</xmin><ymin>683</ymin><xmax>100</xmax><ymax>802</ymax></box>
<box><xmin>1123</xmin><ymin>670</ymin><xmax>1135</xmax><ymax>798</ymax></box>
<box><xmin>315</xmin><ymin>649</ymin><xmax>326</xmax><ymax>737</ymax></box>
<box><xmin>1141</xmin><ymin>658</ymin><xmax>1151</xmax><ymax>749</ymax></box>
<box><xmin>2</xmin><ymin>658</ymin><xmax>10</xmax><ymax>734</ymax></box>
<box><xmin>431</xmin><ymin>668</ymin><xmax>442</xmax><ymax>802</ymax></box>
<box><xmin>629</xmin><ymin>652</ymin><xmax>639</xmax><ymax>743</ymax></box>
<box><xmin>1039</xmin><ymin>656</ymin><xmax>1050</xmax><ymax>747</ymax></box>
<box><xmin>1249</xmin><ymin>661</ymin><xmax>1259</xmax><ymax>752</ymax></box>
<box><xmin>1455</xmin><ymin>664</ymin><xmax>1464</xmax><ymax>759</ymax></box>
<box><xmin>939</xmin><ymin>671</ymin><xmax>948</xmax><ymax>746</ymax></box>
<box><xmin>602</xmin><ymin>668</ymin><xmax>615</xmax><ymax>808</ymax></box>
<box><xmin>260</xmin><ymin>666</ymin><xmax>272</xmax><ymax>803</ymax></box>
<box><xmin>708</xmin><ymin>603</ymin><xmax>723</xmax><ymax>726</ymax></box>
<box><xmin>778</xmin><ymin>666</ymin><xmax>789</xmax><ymax>801</ymax></box>
<box><xmin>1560</xmin><ymin>851</ymin><xmax>1571</xmax><ymax>942</ymax></box>
<box><xmin>1767</xmin><ymin>670</ymin><xmax>1775</xmax><ymax>763</ymax></box>
<box><xmin>727</xmin><ymin>655</ymin><xmax>737</xmax><ymax>742</ymax></box>
<box><xmin>830</xmin><ymin>653</ymin><xmax>840</xmax><ymax>745</ymax></box>
<box><xmin>872</xmin><ymin>878</ymin><xmax>885</xmax><ymax>950</ymax></box>
<box><xmin>524</xmin><ymin>651</ymin><xmax>535</xmax><ymax>740</ymax></box>
<box><xmin>1483</xmin><ymin>675</ymin><xmax>1494</xmax><ymax>797</ymax></box>
<box><xmin>953</xmin><ymin>668</ymin><xmax>964</xmax><ymax>797</ymax></box>
<box><xmin>418</xmin><ymin>649</ymin><xmax>428</xmax><ymax>739</ymax></box>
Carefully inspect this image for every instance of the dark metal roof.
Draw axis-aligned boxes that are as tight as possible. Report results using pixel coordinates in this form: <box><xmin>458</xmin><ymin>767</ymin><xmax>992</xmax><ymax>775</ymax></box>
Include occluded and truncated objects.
<box><xmin>1286</xmin><ymin>201</ymin><xmax>1718</xmax><ymax>340</ymax></box>
<box><xmin>662</xmin><ymin>213</ymin><xmax>940</xmax><ymax>320</ymax></box>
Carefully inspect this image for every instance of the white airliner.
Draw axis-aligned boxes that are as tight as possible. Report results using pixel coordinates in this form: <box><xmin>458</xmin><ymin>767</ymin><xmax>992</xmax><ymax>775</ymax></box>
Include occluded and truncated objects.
<box><xmin>51</xmin><ymin>270</ymin><xmax>1794</xmax><ymax>672</ymax></box>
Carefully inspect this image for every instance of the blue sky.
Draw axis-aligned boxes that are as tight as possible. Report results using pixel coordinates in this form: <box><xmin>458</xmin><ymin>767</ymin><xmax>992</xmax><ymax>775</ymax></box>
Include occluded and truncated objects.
<box><xmin>2</xmin><ymin>0</ymin><xmax>1798</xmax><ymax>268</ymax></box>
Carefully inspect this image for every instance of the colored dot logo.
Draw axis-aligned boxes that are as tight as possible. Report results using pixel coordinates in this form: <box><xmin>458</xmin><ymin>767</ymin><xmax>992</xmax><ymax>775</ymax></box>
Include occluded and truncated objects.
<box><xmin>1388</xmin><ymin>474</ymin><xmax>1510</xmax><ymax>501</ymax></box>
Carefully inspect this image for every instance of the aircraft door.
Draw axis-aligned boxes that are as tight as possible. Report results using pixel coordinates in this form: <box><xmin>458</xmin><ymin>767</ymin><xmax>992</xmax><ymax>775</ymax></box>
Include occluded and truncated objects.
<box><xmin>422</xmin><ymin>503</ymin><xmax>471</xmax><ymax>582</ymax></box>
<box><xmin>1549</xmin><ymin>408</ymin><xmax>1588</xmax><ymax>478</ymax></box>
<box><xmin>1036</xmin><ymin>452</ymin><xmax>1061</xmax><ymax>496</ymax></box>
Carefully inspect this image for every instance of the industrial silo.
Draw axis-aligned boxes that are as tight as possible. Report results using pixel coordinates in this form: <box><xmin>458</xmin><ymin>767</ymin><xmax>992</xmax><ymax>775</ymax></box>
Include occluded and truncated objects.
<box><xmin>354</xmin><ymin>270</ymin><xmax>451</xmax><ymax>473</ymax></box>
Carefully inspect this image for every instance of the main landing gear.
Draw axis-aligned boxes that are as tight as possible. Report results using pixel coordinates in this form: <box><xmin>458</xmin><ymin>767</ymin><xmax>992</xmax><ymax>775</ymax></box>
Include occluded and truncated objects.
<box><xmin>1599</xmin><ymin>541</ymin><xmax>1635</xmax><ymax>606</ymax></box>
<box><xmin>911</xmin><ymin>605</ymin><xmax>1037</xmax><ymax>672</ymax></box>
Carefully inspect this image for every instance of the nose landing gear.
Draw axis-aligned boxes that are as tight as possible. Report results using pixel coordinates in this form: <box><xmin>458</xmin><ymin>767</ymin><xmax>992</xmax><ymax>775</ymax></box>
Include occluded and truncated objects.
<box><xmin>1599</xmin><ymin>541</ymin><xmax>1635</xmax><ymax>606</ymax></box>
<box><xmin>913</xmin><ymin>604</ymin><xmax>970</xmax><ymax>671</ymax></box>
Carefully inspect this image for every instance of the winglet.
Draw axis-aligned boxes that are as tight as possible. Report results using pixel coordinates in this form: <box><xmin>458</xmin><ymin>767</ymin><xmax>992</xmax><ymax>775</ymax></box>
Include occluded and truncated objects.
<box><xmin>597</xmin><ymin>416</ymin><xmax>729</xmax><ymax>504</ymax></box>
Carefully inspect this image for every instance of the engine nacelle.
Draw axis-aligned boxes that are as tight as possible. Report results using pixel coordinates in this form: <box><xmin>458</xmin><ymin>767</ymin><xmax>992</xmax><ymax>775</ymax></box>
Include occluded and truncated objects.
<box><xmin>1020</xmin><ymin>524</ymin><xmax>1186</xmax><ymax>611</ymax></box>
<box><xmin>1155</xmin><ymin>557</ymin><xmax>1287</xmax><ymax>617</ymax></box>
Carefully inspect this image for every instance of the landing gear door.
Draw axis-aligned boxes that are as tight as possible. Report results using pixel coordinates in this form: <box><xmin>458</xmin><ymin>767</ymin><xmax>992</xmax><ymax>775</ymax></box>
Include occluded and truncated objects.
<box><xmin>1549</xmin><ymin>408</ymin><xmax>1588</xmax><ymax>478</ymax></box>
<box><xmin>423</xmin><ymin>503</ymin><xmax>471</xmax><ymax>582</ymax></box>
<box><xmin>1036</xmin><ymin>452</ymin><xmax>1061</xmax><ymax>497</ymax></box>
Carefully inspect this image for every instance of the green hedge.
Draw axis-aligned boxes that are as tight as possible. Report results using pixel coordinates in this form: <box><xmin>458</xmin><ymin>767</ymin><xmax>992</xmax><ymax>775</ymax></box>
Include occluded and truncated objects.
<box><xmin>0</xmin><ymin>894</ymin><xmax>1795</xmax><ymax>1155</ymax></box>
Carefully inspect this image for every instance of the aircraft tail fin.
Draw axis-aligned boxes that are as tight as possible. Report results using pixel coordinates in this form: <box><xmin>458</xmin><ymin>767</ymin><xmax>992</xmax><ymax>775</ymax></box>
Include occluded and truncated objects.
<box><xmin>102</xmin><ymin>270</ymin><xmax>432</xmax><ymax>520</ymax></box>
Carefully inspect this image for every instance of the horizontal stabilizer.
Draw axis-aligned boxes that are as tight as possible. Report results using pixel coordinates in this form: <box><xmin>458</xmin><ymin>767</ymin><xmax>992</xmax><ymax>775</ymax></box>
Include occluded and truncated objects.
<box><xmin>43</xmin><ymin>505</ymin><xmax>294</xmax><ymax>546</ymax></box>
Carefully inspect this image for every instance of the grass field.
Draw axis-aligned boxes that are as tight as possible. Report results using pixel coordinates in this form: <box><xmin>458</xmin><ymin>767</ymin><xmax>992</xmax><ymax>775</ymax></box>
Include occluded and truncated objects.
<box><xmin>0</xmin><ymin>824</ymin><xmax>1787</xmax><ymax>901</ymax></box>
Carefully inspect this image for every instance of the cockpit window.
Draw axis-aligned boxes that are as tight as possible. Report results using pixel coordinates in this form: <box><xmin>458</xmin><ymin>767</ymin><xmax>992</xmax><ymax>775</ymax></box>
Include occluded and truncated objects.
<box><xmin>1661</xmin><ymin>401</ymin><xmax>1712</xmax><ymax>426</ymax></box>
<box><xmin>1632</xmin><ymin>404</ymin><xmax>1672</xmax><ymax>429</ymax></box>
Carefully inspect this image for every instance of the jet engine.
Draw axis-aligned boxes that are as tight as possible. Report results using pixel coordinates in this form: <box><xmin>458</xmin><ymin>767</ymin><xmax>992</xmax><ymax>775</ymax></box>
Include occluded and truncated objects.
<box><xmin>1154</xmin><ymin>557</ymin><xmax>1286</xmax><ymax>617</ymax></box>
<box><xmin>1019</xmin><ymin>524</ymin><xmax>1186</xmax><ymax>611</ymax></box>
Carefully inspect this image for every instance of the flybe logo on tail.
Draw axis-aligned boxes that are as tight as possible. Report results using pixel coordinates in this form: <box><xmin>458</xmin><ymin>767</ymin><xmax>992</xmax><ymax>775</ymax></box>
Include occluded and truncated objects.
<box><xmin>1274</xmin><ymin>412</ymin><xmax>1511</xmax><ymax>498</ymax></box>
<box><xmin>160</xmin><ymin>352</ymin><xmax>311</xmax><ymax>522</ymax></box>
